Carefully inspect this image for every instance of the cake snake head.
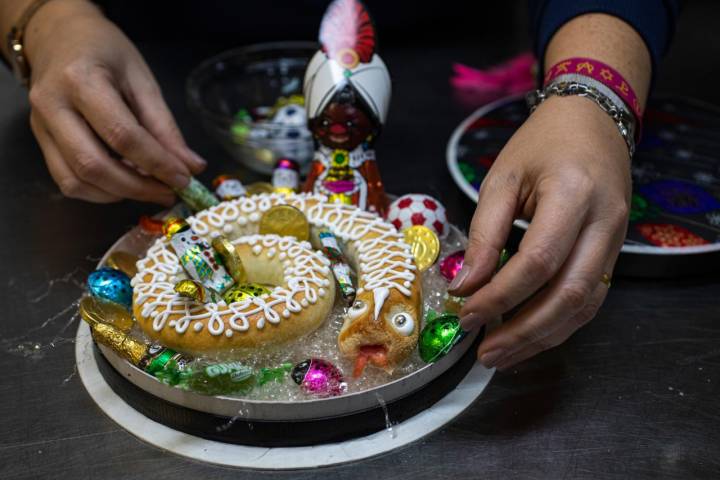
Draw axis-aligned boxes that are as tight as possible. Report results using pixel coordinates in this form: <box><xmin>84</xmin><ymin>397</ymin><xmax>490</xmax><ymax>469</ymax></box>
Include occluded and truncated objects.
<box><xmin>338</xmin><ymin>286</ymin><xmax>420</xmax><ymax>377</ymax></box>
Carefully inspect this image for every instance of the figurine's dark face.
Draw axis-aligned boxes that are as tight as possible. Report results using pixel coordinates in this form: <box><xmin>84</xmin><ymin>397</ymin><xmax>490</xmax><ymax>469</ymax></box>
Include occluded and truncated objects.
<box><xmin>312</xmin><ymin>101</ymin><xmax>374</xmax><ymax>150</ymax></box>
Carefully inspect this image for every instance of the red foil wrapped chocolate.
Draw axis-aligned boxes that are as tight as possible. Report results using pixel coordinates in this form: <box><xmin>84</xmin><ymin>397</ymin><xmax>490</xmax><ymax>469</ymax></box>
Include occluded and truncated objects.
<box><xmin>440</xmin><ymin>250</ymin><xmax>465</xmax><ymax>282</ymax></box>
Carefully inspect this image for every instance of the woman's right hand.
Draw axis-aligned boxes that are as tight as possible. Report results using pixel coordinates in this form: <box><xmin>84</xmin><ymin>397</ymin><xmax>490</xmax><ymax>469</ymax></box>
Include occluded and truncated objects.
<box><xmin>25</xmin><ymin>0</ymin><xmax>206</xmax><ymax>205</ymax></box>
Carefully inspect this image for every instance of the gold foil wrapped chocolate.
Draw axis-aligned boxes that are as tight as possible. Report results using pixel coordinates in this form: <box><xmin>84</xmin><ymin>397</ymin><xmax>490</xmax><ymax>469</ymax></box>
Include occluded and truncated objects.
<box><xmin>258</xmin><ymin>205</ymin><xmax>310</xmax><ymax>241</ymax></box>
<box><xmin>211</xmin><ymin>236</ymin><xmax>247</xmax><ymax>284</ymax></box>
<box><xmin>105</xmin><ymin>251</ymin><xmax>139</xmax><ymax>277</ymax></box>
<box><xmin>403</xmin><ymin>225</ymin><xmax>440</xmax><ymax>272</ymax></box>
<box><xmin>162</xmin><ymin>217</ymin><xmax>190</xmax><ymax>239</ymax></box>
<box><xmin>174</xmin><ymin>279</ymin><xmax>219</xmax><ymax>303</ymax></box>
<box><xmin>91</xmin><ymin>322</ymin><xmax>147</xmax><ymax>366</ymax></box>
<box><xmin>245</xmin><ymin>182</ymin><xmax>275</xmax><ymax>196</ymax></box>
<box><xmin>79</xmin><ymin>296</ymin><xmax>135</xmax><ymax>333</ymax></box>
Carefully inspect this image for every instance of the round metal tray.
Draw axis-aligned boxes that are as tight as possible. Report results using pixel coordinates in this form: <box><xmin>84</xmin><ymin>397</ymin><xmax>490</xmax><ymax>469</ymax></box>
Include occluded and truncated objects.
<box><xmin>95</xmin><ymin>222</ymin><xmax>481</xmax><ymax>422</ymax></box>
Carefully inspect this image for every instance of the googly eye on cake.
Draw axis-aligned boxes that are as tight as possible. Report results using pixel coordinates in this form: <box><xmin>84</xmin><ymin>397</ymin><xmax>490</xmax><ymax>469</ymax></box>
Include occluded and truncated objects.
<box><xmin>79</xmin><ymin>0</ymin><xmax>480</xmax><ymax>402</ymax></box>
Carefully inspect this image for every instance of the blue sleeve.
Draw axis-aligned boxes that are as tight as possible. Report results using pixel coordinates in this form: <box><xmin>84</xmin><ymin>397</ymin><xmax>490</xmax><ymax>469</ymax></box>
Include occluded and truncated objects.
<box><xmin>528</xmin><ymin>0</ymin><xmax>681</xmax><ymax>79</ymax></box>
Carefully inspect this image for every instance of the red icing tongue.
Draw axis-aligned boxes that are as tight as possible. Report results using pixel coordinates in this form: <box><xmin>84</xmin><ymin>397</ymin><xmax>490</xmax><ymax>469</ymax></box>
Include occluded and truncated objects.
<box><xmin>353</xmin><ymin>345</ymin><xmax>388</xmax><ymax>377</ymax></box>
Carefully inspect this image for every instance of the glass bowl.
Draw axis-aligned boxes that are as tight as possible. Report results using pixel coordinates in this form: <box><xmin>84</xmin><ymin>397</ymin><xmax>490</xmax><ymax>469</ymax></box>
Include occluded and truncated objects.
<box><xmin>186</xmin><ymin>42</ymin><xmax>317</xmax><ymax>175</ymax></box>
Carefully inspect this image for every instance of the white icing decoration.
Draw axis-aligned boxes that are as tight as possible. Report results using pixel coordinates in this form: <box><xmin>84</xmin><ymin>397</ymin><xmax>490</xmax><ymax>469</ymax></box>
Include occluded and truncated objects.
<box><xmin>225</xmin><ymin>330</ymin><xmax>233</xmax><ymax>337</ymax></box>
<box><xmin>132</xmin><ymin>193</ymin><xmax>419</xmax><ymax>339</ymax></box>
<box><xmin>373</xmin><ymin>287</ymin><xmax>390</xmax><ymax>321</ymax></box>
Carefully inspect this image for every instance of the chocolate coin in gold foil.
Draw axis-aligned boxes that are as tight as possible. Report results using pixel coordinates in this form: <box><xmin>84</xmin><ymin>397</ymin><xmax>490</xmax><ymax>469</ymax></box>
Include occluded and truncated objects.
<box><xmin>106</xmin><ymin>251</ymin><xmax>139</xmax><ymax>277</ymax></box>
<box><xmin>245</xmin><ymin>182</ymin><xmax>275</xmax><ymax>196</ymax></box>
<box><xmin>259</xmin><ymin>205</ymin><xmax>310</xmax><ymax>241</ymax></box>
<box><xmin>79</xmin><ymin>296</ymin><xmax>135</xmax><ymax>333</ymax></box>
<box><xmin>403</xmin><ymin>225</ymin><xmax>440</xmax><ymax>272</ymax></box>
<box><xmin>211</xmin><ymin>236</ymin><xmax>247</xmax><ymax>284</ymax></box>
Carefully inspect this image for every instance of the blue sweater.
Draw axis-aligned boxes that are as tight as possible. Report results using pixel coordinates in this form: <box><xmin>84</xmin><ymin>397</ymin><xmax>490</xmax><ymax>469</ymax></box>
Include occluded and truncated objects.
<box><xmin>529</xmin><ymin>0</ymin><xmax>681</xmax><ymax>76</ymax></box>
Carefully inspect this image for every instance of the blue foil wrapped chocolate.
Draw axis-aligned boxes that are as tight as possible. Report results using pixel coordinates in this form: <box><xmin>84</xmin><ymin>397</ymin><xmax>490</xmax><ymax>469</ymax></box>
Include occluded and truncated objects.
<box><xmin>87</xmin><ymin>267</ymin><xmax>133</xmax><ymax>309</ymax></box>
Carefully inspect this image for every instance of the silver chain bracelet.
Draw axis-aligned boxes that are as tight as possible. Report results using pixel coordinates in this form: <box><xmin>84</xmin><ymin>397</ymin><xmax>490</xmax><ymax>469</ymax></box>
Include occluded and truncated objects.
<box><xmin>527</xmin><ymin>81</ymin><xmax>637</xmax><ymax>158</ymax></box>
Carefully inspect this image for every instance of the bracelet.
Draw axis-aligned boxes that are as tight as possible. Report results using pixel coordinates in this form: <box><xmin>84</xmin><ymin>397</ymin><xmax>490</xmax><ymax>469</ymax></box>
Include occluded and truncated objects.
<box><xmin>544</xmin><ymin>57</ymin><xmax>643</xmax><ymax>134</ymax></box>
<box><xmin>550</xmin><ymin>73</ymin><xmax>630</xmax><ymax>118</ymax></box>
<box><xmin>527</xmin><ymin>80</ymin><xmax>636</xmax><ymax>158</ymax></box>
<box><xmin>6</xmin><ymin>0</ymin><xmax>55</xmax><ymax>86</ymax></box>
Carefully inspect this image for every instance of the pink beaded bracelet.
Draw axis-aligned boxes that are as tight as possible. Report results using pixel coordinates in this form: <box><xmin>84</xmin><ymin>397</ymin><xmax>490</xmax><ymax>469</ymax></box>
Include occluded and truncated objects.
<box><xmin>544</xmin><ymin>57</ymin><xmax>643</xmax><ymax>126</ymax></box>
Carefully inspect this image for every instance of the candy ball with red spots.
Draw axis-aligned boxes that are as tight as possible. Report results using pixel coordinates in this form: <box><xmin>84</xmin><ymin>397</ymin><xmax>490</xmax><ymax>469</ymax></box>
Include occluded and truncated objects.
<box><xmin>386</xmin><ymin>194</ymin><xmax>448</xmax><ymax>238</ymax></box>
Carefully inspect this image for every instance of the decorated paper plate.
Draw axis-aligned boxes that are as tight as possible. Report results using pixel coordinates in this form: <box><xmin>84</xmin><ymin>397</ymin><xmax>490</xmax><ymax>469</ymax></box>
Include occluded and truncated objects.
<box><xmin>447</xmin><ymin>94</ymin><xmax>720</xmax><ymax>277</ymax></box>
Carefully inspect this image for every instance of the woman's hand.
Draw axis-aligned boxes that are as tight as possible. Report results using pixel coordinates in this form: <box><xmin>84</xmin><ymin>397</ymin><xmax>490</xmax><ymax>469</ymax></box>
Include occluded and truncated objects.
<box><xmin>449</xmin><ymin>94</ymin><xmax>632</xmax><ymax>370</ymax></box>
<box><xmin>24</xmin><ymin>0</ymin><xmax>205</xmax><ymax>205</ymax></box>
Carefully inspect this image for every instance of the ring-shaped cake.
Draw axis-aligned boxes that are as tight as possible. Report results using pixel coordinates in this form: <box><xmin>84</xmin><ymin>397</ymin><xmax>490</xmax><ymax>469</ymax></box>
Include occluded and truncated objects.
<box><xmin>131</xmin><ymin>193</ymin><xmax>422</xmax><ymax>369</ymax></box>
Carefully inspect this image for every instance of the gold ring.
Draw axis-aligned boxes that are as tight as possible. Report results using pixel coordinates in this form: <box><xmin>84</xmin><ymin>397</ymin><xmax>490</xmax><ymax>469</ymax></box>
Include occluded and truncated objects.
<box><xmin>601</xmin><ymin>273</ymin><xmax>612</xmax><ymax>288</ymax></box>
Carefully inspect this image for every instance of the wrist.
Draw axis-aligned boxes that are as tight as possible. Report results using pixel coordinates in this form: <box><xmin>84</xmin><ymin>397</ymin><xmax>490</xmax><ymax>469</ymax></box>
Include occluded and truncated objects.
<box><xmin>23</xmin><ymin>0</ymin><xmax>102</xmax><ymax>67</ymax></box>
<box><xmin>529</xmin><ymin>76</ymin><xmax>637</xmax><ymax>158</ymax></box>
<box><xmin>533</xmin><ymin>95</ymin><xmax>630</xmax><ymax>163</ymax></box>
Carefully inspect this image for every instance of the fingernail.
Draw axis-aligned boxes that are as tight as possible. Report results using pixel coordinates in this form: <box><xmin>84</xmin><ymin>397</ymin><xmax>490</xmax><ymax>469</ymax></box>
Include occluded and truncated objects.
<box><xmin>459</xmin><ymin>312</ymin><xmax>481</xmax><ymax>331</ymax></box>
<box><xmin>172</xmin><ymin>173</ymin><xmax>191</xmax><ymax>190</ymax></box>
<box><xmin>448</xmin><ymin>265</ymin><xmax>470</xmax><ymax>291</ymax></box>
<box><xmin>189</xmin><ymin>150</ymin><xmax>207</xmax><ymax>169</ymax></box>
<box><xmin>479</xmin><ymin>349</ymin><xmax>505</xmax><ymax>368</ymax></box>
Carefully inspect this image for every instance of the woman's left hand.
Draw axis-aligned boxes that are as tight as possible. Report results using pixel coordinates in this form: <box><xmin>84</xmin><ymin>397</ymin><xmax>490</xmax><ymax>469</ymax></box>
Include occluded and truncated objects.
<box><xmin>448</xmin><ymin>94</ymin><xmax>632</xmax><ymax>370</ymax></box>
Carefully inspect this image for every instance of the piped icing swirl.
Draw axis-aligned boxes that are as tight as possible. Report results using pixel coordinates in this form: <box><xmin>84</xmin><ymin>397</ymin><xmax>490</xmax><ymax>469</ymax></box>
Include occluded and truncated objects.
<box><xmin>131</xmin><ymin>193</ymin><xmax>419</xmax><ymax>352</ymax></box>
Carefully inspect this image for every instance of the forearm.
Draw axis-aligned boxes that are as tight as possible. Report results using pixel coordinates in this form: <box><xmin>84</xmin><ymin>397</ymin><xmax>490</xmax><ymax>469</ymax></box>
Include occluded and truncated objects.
<box><xmin>545</xmin><ymin>13</ymin><xmax>651</xmax><ymax>108</ymax></box>
<box><xmin>0</xmin><ymin>0</ymin><xmax>100</xmax><ymax>64</ymax></box>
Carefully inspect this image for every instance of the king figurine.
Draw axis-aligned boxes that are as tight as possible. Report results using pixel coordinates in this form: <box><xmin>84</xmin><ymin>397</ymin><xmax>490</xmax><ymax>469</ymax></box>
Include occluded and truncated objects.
<box><xmin>302</xmin><ymin>0</ymin><xmax>390</xmax><ymax>216</ymax></box>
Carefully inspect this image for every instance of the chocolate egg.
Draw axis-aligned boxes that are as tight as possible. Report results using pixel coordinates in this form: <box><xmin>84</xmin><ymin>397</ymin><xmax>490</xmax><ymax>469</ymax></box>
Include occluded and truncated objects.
<box><xmin>386</xmin><ymin>194</ymin><xmax>449</xmax><ymax>238</ymax></box>
<box><xmin>419</xmin><ymin>312</ymin><xmax>466</xmax><ymax>363</ymax></box>
<box><xmin>291</xmin><ymin>358</ymin><xmax>347</xmax><ymax>397</ymax></box>
<box><xmin>87</xmin><ymin>267</ymin><xmax>133</xmax><ymax>309</ymax></box>
<box><xmin>440</xmin><ymin>250</ymin><xmax>465</xmax><ymax>282</ymax></box>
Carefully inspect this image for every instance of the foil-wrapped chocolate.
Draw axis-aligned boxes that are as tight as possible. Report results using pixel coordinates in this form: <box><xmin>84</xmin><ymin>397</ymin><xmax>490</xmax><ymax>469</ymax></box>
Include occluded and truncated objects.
<box><xmin>211</xmin><ymin>236</ymin><xmax>247</xmax><ymax>284</ymax></box>
<box><xmin>223</xmin><ymin>283</ymin><xmax>272</xmax><ymax>304</ymax></box>
<box><xmin>318</xmin><ymin>230</ymin><xmax>355</xmax><ymax>304</ymax></box>
<box><xmin>212</xmin><ymin>174</ymin><xmax>247</xmax><ymax>201</ymax></box>
<box><xmin>174</xmin><ymin>279</ymin><xmax>220</xmax><ymax>303</ymax></box>
<box><xmin>175</xmin><ymin>177</ymin><xmax>219</xmax><ymax>212</ymax></box>
<box><xmin>163</xmin><ymin>217</ymin><xmax>234</xmax><ymax>295</ymax></box>
<box><xmin>272</xmin><ymin>158</ymin><xmax>300</xmax><ymax>195</ymax></box>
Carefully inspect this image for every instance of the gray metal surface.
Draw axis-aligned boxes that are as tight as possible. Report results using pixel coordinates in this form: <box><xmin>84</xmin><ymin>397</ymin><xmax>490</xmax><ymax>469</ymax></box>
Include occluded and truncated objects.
<box><xmin>2</xmin><ymin>2</ymin><xmax>720</xmax><ymax>478</ymax></box>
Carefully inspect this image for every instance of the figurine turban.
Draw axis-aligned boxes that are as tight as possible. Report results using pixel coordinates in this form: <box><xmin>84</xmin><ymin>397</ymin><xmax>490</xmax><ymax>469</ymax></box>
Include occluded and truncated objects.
<box><xmin>303</xmin><ymin>0</ymin><xmax>391</xmax><ymax>125</ymax></box>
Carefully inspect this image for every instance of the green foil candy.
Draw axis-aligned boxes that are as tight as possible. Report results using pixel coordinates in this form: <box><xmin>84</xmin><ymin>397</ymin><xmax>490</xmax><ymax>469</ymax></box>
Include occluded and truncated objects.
<box><xmin>175</xmin><ymin>177</ymin><xmax>220</xmax><ymax>213</ymax></box>
<box><xmin>257</xmin><ymin>362</ymin><xmax>293</xmax><ymax>386</ymax></box>
<box><xmin>419</xmin><ymin>311</ymin><xmax>466</xmax><ymax>363</ymax></box>
<box><xmin>184</xmin><ymin>361</ymin><xmax>256</xmax><ymax>395</ymax></box>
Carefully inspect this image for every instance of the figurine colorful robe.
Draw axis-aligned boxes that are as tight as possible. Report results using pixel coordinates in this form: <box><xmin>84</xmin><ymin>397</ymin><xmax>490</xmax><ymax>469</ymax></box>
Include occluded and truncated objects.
<box><xmin>302</xmin><ymin>0</ymin><xmax>390</xmax><ymax>216</ymax></box>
